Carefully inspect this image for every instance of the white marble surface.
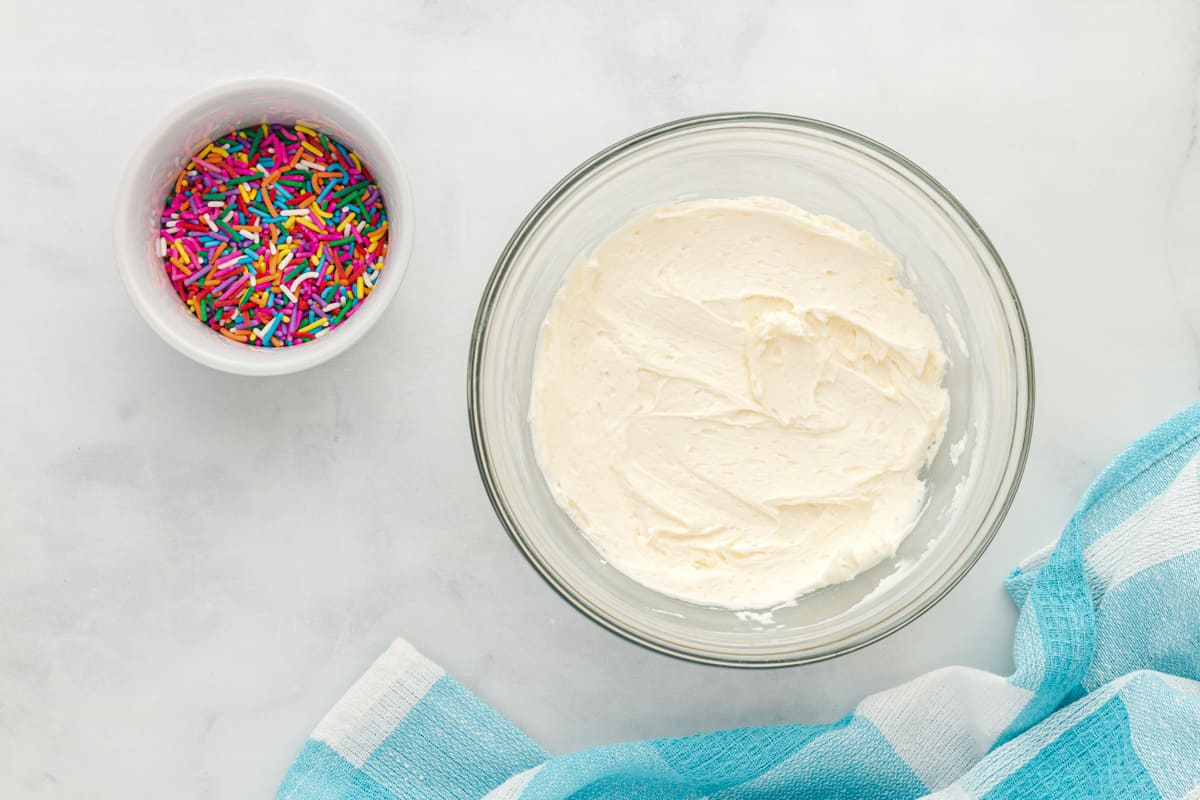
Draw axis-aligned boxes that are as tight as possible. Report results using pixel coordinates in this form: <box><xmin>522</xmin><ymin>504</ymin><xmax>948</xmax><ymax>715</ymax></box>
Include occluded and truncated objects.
<box><xmin>3</xmin><ymin>1</ymin><xmax>1199</xmax><ymax>796</ymax></box>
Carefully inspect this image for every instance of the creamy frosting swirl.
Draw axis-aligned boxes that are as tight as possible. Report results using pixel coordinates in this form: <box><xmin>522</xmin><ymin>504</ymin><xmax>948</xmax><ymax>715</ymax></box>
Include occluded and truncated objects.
<box><xmin>530</xmin><ymin>197</ymin><xmax>949</xmax><ymax>609</ymax></box>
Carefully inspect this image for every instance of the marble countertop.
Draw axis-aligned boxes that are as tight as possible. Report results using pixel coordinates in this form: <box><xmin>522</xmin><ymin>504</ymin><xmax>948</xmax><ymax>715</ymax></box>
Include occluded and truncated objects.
<box><xmin>4</xmin><ymin>1</ymin><xmax>1199</xmax><ymax>796</ymax></box>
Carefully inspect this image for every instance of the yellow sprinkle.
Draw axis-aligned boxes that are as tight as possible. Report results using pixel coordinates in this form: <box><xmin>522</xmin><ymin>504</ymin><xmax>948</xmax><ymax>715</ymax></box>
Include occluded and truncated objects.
<box><xmin>199</xmin><ymin>143</ymin><xmax>214</xmax><ymax>159</ymax></box>
<box><xmin>297</xmin><ymin>317</ymin><xmax>330</xmax><ymax>334</ymax></box>
<box><xmin>356</xmin><ymin>276</ymin><xmax>364</xmax><ymax>298</ymax></box>
<box><xmin>173</xmin><ymin>240</ymin><xmax>190</xmax><ymax>264</ymax></box>
<box><xmin>309</xmin><ymin>203</ymin><xmax>331</xmax><ymax>220</ymax></box>
<box><xmin>295</xmin><ymin>124</ymin><xmax>318</xmax><ymax>137</ymax></box>
<box><xmin>296</xmin><ymin>216</ymin><xmax>323</xmax><ymax>233</ymax></box>
<box><xmin>350</xmin><ymin>152</ymin><xmax>361</xmax><ymax>170</ymax></box>
<box><xmin>301</xmin><ymin>140</ymin><xmax>323</xmax><ymax>157</ymax></box>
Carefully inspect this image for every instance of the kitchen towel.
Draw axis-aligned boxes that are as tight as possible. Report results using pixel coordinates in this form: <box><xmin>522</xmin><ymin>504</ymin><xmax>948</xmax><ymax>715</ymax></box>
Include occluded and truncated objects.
<box><xmin>279</xmin><ymin>403</ymin><xmax>1200</xmax><ymax>800</ymax></box>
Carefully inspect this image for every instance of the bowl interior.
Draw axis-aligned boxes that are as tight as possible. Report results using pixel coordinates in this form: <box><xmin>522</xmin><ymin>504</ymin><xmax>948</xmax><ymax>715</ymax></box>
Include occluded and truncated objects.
<box><xmin>472</xmin><ymin>115</ymin><xmax>1032</xmax><ymax>665</ymax></box>
<box><xmin>114</xmin><ymin>79</ymin><xmax>412</xmax><ymax>375</ymax></box>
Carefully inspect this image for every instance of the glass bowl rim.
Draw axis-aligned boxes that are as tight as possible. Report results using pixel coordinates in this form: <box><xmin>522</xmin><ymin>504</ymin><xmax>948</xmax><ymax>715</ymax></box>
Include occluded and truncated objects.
<box><xmin>468</xmin><ymin>111</ymin><xmax>1036</xmax><ymax>667</ymax></box>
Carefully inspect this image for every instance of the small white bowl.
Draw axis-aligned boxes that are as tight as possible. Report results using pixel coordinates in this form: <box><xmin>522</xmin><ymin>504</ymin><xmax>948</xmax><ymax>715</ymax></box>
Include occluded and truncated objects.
<box><xmin>113</xmin><ymin>77</ymin><xmax>415</xmax><ymax>375</ymax></box>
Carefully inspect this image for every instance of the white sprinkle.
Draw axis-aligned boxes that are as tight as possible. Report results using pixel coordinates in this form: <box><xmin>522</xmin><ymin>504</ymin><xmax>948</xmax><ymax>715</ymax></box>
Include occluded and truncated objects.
<box><xmin>314</xmin><ymin>326</ymin><xmax>332</xmax><ymax>338</ymax></box>
<box><xmin>238</xmin><ymin>229</ymin><xmax>256</xmax><ymax>241</ymax></box>
<box><xmin>357</xmin><ymin>221</ymin><xmax>366</xmax><ymax>232</ymax></box>
<box><xmin>282</xmin><ymin>285</ymin><xmax>298</xmax><ymax>303</ymax></box>
<box><xmin>322</xmin><ymin>301</ymin><xmax>342</xmax><ymax>313</ymax></box>
<box><xmin>288</xmin><ymin>270</ymin><xmax>320</xmax><ymax>295</ymax></box>
<box><xmin>206</xmin><ymin>201</ymin><xmax>226</xmax><ymax>208</ymax></box>
<box><xmin>156</xmin><ymin>238</ymin><xmax>167</xmax><ymax>258</ymax></box>
<box><xmin>202</xmin><ymin>214</ymin><xmax>218</xmax><ymax>232</ymax></box>
<box><xmin>280</xmin><ymin>209</ymin><xmax>309</xmax><ymax>217</ymax></box>
<box><xmin>257</xmin><ymin>165</ymin><xmax>269</xmax><ymax>176</ymax></box>
<box><xmin>277</xmin><ymin>251</ymin><xmax>294</xmax><ymax>271</ymax></box>
<box><xmin>223</xmin><ymin>211</ymin><xmax>234</xmax><ymax>223</ymax></box>
<box><xmin>268</xmin><ymin>239</ymin><xmax>277</xmax><ymax>255</ymax></box>
<box><xmin>363</xmin><ymin>272</ymin><xmax>375</xmax><ymax>288</ymax></box>
<box><xmin>298</xmin><ymin>159</ymin><xmax>323</xmax><ymax>171</ymax></box>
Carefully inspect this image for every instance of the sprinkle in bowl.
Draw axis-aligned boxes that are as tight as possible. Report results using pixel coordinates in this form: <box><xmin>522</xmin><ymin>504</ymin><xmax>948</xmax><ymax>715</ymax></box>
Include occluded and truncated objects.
<box><xmin>114</xmin><ymin>77</ymin><xmax>414</xmax><ymax>375</ymax></box>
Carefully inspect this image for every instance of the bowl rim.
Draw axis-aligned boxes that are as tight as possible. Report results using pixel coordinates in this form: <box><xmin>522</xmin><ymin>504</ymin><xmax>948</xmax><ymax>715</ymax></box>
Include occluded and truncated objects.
<box><xmin>112</xmin><ymin>75</ymin><xmax>416</xmax><ymax>376</ymax></box>
<box><xmin>468</xmin><ymin>111</ymin><xmax>1035</xmax><ymax>667</ymax></box>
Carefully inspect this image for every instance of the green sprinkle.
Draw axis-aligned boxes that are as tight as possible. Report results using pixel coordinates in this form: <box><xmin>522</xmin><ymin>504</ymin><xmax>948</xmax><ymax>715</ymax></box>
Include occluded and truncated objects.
<box><xmin>226</xmin><ymin>174</ymin><xmax>259</xmax><ymax>186</ymax></box>
<box><xmin>248</xmin><ymin>126</ymin><xmax>264</xmax><ymax>159</ymax></box>
<box><xmin>331</xmin><ymin>181</ymin><xmax>368</xmax><ymax>202</ymax></box>
<box><xmin>284</xmin><ymin>264</ymin><xmax>309</xmax><ymax>283</ymax></box>
<box><xmin>330</xmin><ymin>301</ymin><xmax>353</xmax><ymax>326</ymax></box>
<box><xmin>329</xmin><ymin>236</ymin><xmax>354</xmax><ymax>247</ymax></box>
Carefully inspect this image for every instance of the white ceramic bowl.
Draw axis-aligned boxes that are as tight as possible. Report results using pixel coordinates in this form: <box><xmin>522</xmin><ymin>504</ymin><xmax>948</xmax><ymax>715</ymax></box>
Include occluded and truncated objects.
<box><xmin>113</xmin><ymin>77</ymin><xmax>414</xmax><ymax>375</ymax></box>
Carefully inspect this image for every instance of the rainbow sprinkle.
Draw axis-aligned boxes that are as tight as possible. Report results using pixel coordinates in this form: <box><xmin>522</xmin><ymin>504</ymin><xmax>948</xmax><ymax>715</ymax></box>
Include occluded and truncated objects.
<box><xmin>158</xmin><ymin>123</ymin><xmax>389</xmax><ymax>347</ymax></box>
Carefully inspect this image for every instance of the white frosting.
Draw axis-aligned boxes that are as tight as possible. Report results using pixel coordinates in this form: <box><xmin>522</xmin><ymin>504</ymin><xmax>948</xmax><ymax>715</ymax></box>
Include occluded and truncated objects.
<box><xmin>530</xmin><ymin>197</ymin><xmax>949</xmax><ymax>609</ymax></box>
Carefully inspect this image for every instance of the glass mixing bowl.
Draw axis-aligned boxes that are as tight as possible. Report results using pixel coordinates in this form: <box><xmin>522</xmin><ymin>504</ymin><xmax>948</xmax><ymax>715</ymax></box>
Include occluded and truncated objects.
<box><xmin>469</xmin><ymin>113</ymin><xmax>1034</xmax><ymax>666</ymax></box>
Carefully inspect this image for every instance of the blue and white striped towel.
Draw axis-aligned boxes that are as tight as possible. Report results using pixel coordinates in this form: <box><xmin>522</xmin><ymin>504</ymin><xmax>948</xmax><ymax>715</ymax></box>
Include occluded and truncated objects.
<box><xmin>279</xmin><ymin>403</ymin><xmax>1200</xmax><ymax>799</ymax></box>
